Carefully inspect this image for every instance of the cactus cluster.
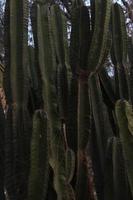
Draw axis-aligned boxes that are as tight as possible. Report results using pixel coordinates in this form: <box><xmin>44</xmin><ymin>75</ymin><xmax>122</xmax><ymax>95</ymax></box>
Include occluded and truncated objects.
<box><xmin>0</xmin><ymin>0</ymin><xmax>133</xmax><ymax>199</ymax></box>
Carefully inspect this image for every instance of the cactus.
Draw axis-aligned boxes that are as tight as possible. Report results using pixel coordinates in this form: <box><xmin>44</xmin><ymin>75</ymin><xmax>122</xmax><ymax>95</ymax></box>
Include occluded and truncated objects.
<box><xmin>90</xmin><ymin>74</ymin><xmax>112</xmax><ymax>170</ymax></box>
<box><xmin>104</xmin><ymin>137</ymin><xmax>114</xmax><ymax>200</ymax></box>
<box><xmin>35</xmin><ymin>2</ymin><xmax>73</xmax><ymax>199</ymax></box>
<box><xmin>0</xmin><ymin>63</ymin><xmax>4</xmax><ymax>87</ymax></box>
<box><xmin>28</xmin><ymin>46</ymin><xmax>44</xmax><ymax>115</ymax></box>
<box><xmin>128</xmin><ymin>36</ymin><xmax>133</xmax><ymax>104</ymax></box>
<box><xmin>4</xmin><ymin>0</ymin><xmax>31</xmax><ymax>199</ymax></box>
<box><xmin>49</xmin><ymin>4</ymin><xmax>69</xmax><ymax>121</ymax></box>
<box><xmin>111</xmin><ymin>3</ymin><xmax>129</xmax><ymax>100</ymax></box>
<box><xmin>28</xmin><ymin>110</ymin><xmax>49</xmax><ymax>200</ymax></box>
<box><xmin>1</xmin><ymin>0</ymin><xmax>133</xmax><ymax>199</ymax></box>
<box><xmin>66</xmin><ymin>148</ymin><xmax>75</xmax><ymax>184</ymax></box>
<box><xmin>104</xmin><ymin>136</ymin><xmax>132</xmax><ymax>200</ymax></box>
<box><xmin>112</xmin><ymin>137</ymin><xmax>131</xmax><ymax>200</ymax></box>
<box><xmin>0</xmin><ymin>104</ymin><xmax>5</xmax><ymax>200</ymax></box>
<box><xmin>115</xmin><ymin>100</ymin><xmax>133</xmax><ymax>197</ymax></box>
<box><xmin>88</xmin><ymin>0</ymin><xmax>111</xmax><ymax>72</ymax></box>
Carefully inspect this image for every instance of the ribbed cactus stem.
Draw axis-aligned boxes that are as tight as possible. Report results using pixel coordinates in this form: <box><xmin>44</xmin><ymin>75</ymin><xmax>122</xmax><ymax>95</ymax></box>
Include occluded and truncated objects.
<box><xmin>4</xmin><ymin>1</ymin><xmax>30</xmax><ymax>200</ymax></box>
<box><xmin>88</xmin><ymin>0</ymin><xmax>111</xmax><ymax>72</ymax></box>
<box><xmin>112</xmin><ymin>137</ymin><xmax>131</xmax><ymax>199</ymax></box>
<box><xmin>115</xmin><ymin>100</ymin><xmax>133</xmax><ymax>197</ymax></box>
<box><xmin>112</xmin><ymin>3</ymin><xmax>129</xmax><ymax>100</ymax></box>
<box><xmin>4</xmin><ymin>0</ymin><xmax>29</xmax><ymax>105</ymax></box>
<box><xmin>36</xmin><ymin>3</ymin><xmax>72</xmax><ymax>199</ymax></box>
<box><xmin>76</xmin><ymin>5</ymin><xmax>92</xmax><ymax>200</ymax></box>
<box><xmin>28</xmin><ymin>110</ymin><xmax>49</xmax><ymax>200</ymax></box>
<box><xmin>90</xmin><ymin>74</ymin><xmax>105</xmax><ymax>171</ymax></box>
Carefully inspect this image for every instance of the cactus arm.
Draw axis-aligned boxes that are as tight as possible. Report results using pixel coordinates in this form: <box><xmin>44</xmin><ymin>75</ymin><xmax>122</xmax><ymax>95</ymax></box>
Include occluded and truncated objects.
<box><xmin>9</xmin><ymin>0</ymin><xmax>28</xmax><ymax>105</ymax></box>
<box><xmin>90</xmin><ymin>74</ymin><xmax>106</xmax><ymax>170</ymax></box>
<box><xmin>36</xmin><ymin>3</ymin><xmax>70</xmax><ymax>199</ymax></box>
<box><xmin>112</xmin><ymin>3</ymin><xmax>127</xmax><ymax>66</ymax></box>
<box><xmin>66</xmin><ymin>77</ymin><xmax>78</xmax><ymax>153</ymax></box>
<box><xmin>88</xmin><ymin>0</ymin><xmax>111</xmax><ymax>72</ymax></box>
<box><xmin>79</xmin><ymin>6</ymin><xmax>91</xmax><ymax>71</ymax></box>
<box><xmin>4</xmin><ymin>1</ymin><xmax>31</xmax><ymax>200</ymax></box>
<box><xmin>28</xmin><ymin>110</ymin><xmax>49</xmax><ymax>200</ymax></box>
<box><xmin>69</xmin><ymin>7</ymin><xmax>80</xmax><ymax>74</ymax></box>
<box><xmin>112</xmin><ymin>137</ymin><xmax>132</xmax><ymax>199</ymax></box>
<box><xmin>112</xmin><ymin>3</ymin><xmax>129</xmax><ymax>100</ymax></box>
<box><xmin>4</xmin><ymin>0</ymin><xmax>29</xmax><ymax>104</ymax></box>
<box><xmin>76</xmin><ymin>80</ymin><xmax>91</xmax><ymax>200</ymax></box>
<box><xmin>99</xmin><ymin>67</ymin><xmax>116</xmax><ymax>107</ymax></box>
<box><xmin>96</xmin><ymin>1</ymin><xmax>112</xmax><ymax>71</ymax></box>
<box><xmin>28</xmin><ymin>46</ymin><xmax>43</xmax><ymax>113</ymax></box>
<box><xmin>49</xmin><ymin>4</ymin><xmax>69</xmax><ymax>120</ymax></box>
<box><xmin>75</xmin><ymin>5</ymin><xmax>92</xmax><ymax>200</ymax></box>
<box><xmin>104</xmin><ymin>137</ymin><xmax>114</xmax><ymax>200</ymax></box>
<box><xmin>112</xmin><ymin>3</ymin><xmax>123</xmax><ymax>64</ymax></box>
<box><xmin>49</xmin><ymin>4</ymin><xmax>66</xmax><ymax>66</ymax></box>
<box><xmin>96</xmin><ymin>31</ymin><xmax>112</xmax><ymax>72</ymax></box>
<box><xmin>115</xmin><ymin>100</ymin><xmax>133</xmax><ymax>197</ymax></box>
<box><xmin>66</xmin><ymin>148</ymin><xmax>75</xmax><ymax>184</ymax></box>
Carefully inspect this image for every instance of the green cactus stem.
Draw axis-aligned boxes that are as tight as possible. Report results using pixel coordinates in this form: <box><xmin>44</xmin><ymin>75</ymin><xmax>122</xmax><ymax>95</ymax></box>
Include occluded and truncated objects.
<box><xmin>112</xmin><ymin>137</ymin><xmax>132</xmax><ymax>200</ymax></box>
<box><xmin>115</xmin><ymin>100</ymin><xmax>133</xmax><ymax>197</ymax></box>
<box><xmin>36</xmin><ymin>2</ymin><xmax>73</xmax><ymax>199</ymax></box>
<box><xmin>112</xmin><ymin>3</ymin><xmax>129</xmax><ymax>100</ymax></box>
<box><xmin>28</xmin><ymin>110</ymin><xmax>49</xmax><ymax>200</ymax></box>
<box><xmin>4</xmin><ymin>1</ymin><xmax>31</xmax><ymax>199</ymax></box>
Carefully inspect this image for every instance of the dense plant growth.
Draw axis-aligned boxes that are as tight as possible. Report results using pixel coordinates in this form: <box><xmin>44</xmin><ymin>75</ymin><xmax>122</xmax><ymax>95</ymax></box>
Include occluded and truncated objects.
<box><xmin>0</xmin><ymin>0</ymin><xmax>133</xmax><ymax>200</ymax></box>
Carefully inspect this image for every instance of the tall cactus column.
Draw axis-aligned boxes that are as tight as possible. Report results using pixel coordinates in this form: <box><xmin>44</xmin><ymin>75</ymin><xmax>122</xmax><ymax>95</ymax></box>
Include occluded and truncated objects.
<box><xmin>112</xmin><ymin>3</ymin><xmax>129</xmax><ymax>100</ymax></box>
<box><xmin>75</xmin><ymin>5</ymin><xmax>91</xmax><ymax>200</ymax></box>
<box><xmin>4</xmin><ymin>0</ymin><xmax>31</xmax><ymax>199</ymax></box>
<box><xmin>115</xmin><ymin>100</ymin><xmax>133</xmax><ymax>198</ymax></box>
<box><xmin>76</xmin><ymin>73</ymin><xmax>91</xmax><ymax>200</ymax></box>
<box><xmin>28</xmin><ymin>110</ymin><xmax>49</xmax><ymax>200</ymax></box>
<box><xmin>88</xmin><ymin>0</ymin><xmax>111</xmax><ymax>199</ymax></box>
<box><xmin>35</xmin><ymin>2</ymin><xmax>75</xmax><ymax>199</ymax></box>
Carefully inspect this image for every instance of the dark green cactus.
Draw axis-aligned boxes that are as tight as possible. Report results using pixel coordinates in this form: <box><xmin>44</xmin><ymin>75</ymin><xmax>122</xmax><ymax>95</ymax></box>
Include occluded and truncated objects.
<box><xmin>112</xmin><ymin>137</ymin><xmax>132</xmax><ymax>200</ymax></box>
<box><xmin>90</xmin><ymin>75</ymin><xmax>109</xmax><ymax>170</ymax></box>
<box><xmin>104</xmin><ymin>136</ymin><xmax>132</xmax><ymax>200</ymax></box>
<box><xmin>1</xmin><ymin>0</ymin><xmax>133</xmax><ymax>199</ymax></box>
<box><xmin>35</xmin><ymin>2</ymin><xmax>73</xmax><ymax>199</ymax></box>
<box><xmin>104</xmin><ymin>137</ymin><xmax>114</xmax><ymax>200</ymax></box>
<box><xmin>66</xmin><ymin>148</ymin><xmax>75</xmax><ymax>184</ymax></box>
<box><xmin>49</xmin><ymin>4</ymin><xmax>69</xmax><ymax>121</ymax></box>
<box><xmin>111</xmin><ymin>3</ymin><xmax>129</xmax><ymax>100</ymax></box>
<box><xmin>88</xmin><ymin>0</ymin><xmax>111</xmax><ymax>72</ymax></box>
<box><xmin>4</xmin><ymin>1</ymin><xmax>31</xmax><ymax>199</ymax></box>
<box><xmin>128</xmin><ymin>37</ymin><xmax>133</xmax><ymax>104</ymax></box>
<box><xmin>115</xmin><ymin>100</ymin><xmax>133</xmax><ymax>197</ymax></box>
<box><xmin>28</xmin><ymin>110</ymin><xmax>49</xmax><ymax>200</ymax></box>
<box><xmin>28</xmin><ymin>46</ymin><xmax>44</xmax><ymax>115</ymax></box>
